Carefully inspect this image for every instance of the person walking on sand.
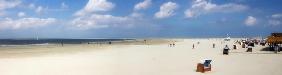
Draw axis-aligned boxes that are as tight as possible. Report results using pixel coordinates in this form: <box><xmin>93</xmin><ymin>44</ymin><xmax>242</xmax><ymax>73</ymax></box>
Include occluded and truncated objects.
<box><xmin>274</xmin><ymin>44</ymin><xmax>279</xmax><ymax>53</ymax></box>
<box><xmin>193</xmin><ymin>44</ymin><xmax>195</xmax><ymax>49</ymax></box>
<box><xmin>213</xmin><ymin>43</ymin><xmax>215</xmax><ymax>48</ymax></box>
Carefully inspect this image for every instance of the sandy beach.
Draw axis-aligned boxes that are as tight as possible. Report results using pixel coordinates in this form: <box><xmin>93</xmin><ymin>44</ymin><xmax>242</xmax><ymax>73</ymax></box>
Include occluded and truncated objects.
<box><xmin>0</xmin><ymin>38</ymin><xmax>282</xmax><ymax>75</ymax></box>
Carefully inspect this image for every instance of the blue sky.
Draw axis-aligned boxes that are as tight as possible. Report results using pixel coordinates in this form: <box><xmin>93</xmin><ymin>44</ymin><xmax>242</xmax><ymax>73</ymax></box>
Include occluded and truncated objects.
<box><xmin>0</xmin><ymin>0</ymin><xmax>282</xmax><ymax>38</ymax></box>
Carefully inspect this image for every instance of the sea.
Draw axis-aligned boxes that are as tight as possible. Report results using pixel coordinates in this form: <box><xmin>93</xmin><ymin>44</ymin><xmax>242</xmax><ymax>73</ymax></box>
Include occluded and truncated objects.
<box><xmin>0</xmin><ymin>39</ymin><xmax>133</xmax><ymax>46</ymax></box>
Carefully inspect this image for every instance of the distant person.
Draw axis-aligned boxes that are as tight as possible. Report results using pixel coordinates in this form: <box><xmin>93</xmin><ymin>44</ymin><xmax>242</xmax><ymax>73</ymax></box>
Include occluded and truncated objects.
<box><xmin>144</xmin><ymin>40</ymin><xmax>147</xmax><ymax>44</ymax></box>
<box><xmin>61</xmin><ymin>41</ymin><xmax>64</xmax><ymax>47</ymax></box>
<box><xmin>223</xmin><ymin>45</ymin><xmax>230</xmax><ymax>55</ymax></box>
<box><xmin>233</xmin><ymin>44</ymin><xmax>237</xmax><ymax>49</ymax></box>
<box><xmin>173</xmin><ymin>43</ymin><xmax>175</xmax><ymax>47</ymax></box>
<box><xmin>193</xmin><ymin>44</ymin><xmax>195</xmax><ymax>49</ymax></box>
<box><xmin>213</xmin><ymin>43</ymin><xmax>215</xmax><ymax>48</ymax></box>
<box><xmin>274</xmin><ymin>45</ymin><xmax>279</xmax><ymax>53</ymax></box>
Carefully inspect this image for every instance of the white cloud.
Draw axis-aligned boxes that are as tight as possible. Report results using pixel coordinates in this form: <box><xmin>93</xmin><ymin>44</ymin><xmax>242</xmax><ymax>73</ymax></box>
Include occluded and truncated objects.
<box><xmin>185</xmin><ymin>0</ymin><xmax>248</xmax><ymax>18</ymax></box>
<box><xmin>61</xmin><ymin>2</ymin><xmax>68</xmax><ymax>9</ymax></box>
<box><xmin>71</xmin><ymin>14</ymin><xmax>136</xmax><ymax>29</ymax></box>
<box><xmin>71</xmin><ymin>0</ymin><xmax>138</xmax><ymax>29</ymax></box>
<box><xmin>0</xmin><ymin>0</ymin><xmax>21</xmax><ymax>16</ymax></box>
<box><xmin>245</xmin><ymin>16</ymin><xmax>257</xmax><ymax>26</ymax></box>
<box><xmin>134</xmin><ymin>0</ymin><xmax>152</xmax><ymax>11</ymax></box>
<box><xmin>71</xmin><ymin>0</ymin><xmax>148</xmax><ymax>30</ymax></box>
<box><xmin>35</xmin><ymin>6</ymin><xmax>43</xmax><ymax>14</ymax></box>
<box><xmin>32</xmin><ymin>4</ymin><xmax>68</xmax><ymax>13</ymax></box>
<box><xmin>0</xmin><ymin>0</ymin><xmax>21</xmax><ymax>10</ymax></box>
<box><xmin>271</xmin><ymin>14</ymin><xmax>282</xmax><ymax>18</ymax></box>
<box><xmin>75</xmin><ymin>0</ymin><xmax>115</xmax><ymax>16</ymax></box>
<box><xmin>0</xmin><ymin>18</ymin><xmax>56</xmax><ymax>30</ymax></box>
<box><xmin>17</xmin><ymin>12</ymin><xmax>26</xmax><ymax>17</ymax></box>
<box><xmin>154</xmin><ymin>2</ymin><xmax>178</xmax><ymax>19</ymax></box>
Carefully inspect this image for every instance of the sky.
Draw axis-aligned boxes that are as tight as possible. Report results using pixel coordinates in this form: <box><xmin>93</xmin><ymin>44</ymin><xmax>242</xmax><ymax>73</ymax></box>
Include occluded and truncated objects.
<box><xmin>0</xmin><ymin>0</ymin><xmax>282</xmax><ymax>38</ymax></box>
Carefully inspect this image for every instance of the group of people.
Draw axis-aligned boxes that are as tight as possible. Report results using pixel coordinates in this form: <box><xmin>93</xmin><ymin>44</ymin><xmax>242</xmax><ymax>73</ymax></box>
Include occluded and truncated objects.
<box><xmin>169</xmin><ymin>43</ymin><xmax>176</xmax><ymax>47</ymax></box>
<box><xmin>222</xmin><ymin>39</ymin><xmax>272</xmax><ymax>55</ymax></box>
<box><xmin>192</xmin><ymin>42</ymin><xmax>201</xmax><ymax>49</ymax></box>
<box><xmin>169</xmin><ymin>41</ymin><xmax>176</xmax><ymax>47</ymax></box>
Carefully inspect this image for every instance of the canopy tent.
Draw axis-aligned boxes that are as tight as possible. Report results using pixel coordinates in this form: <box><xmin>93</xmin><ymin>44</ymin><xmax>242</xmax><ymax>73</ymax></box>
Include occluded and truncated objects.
<box><xmin>267</xmin><ymin>33</ymin><xmax>282</xmax><ymax>44</ymax></box>
<box><xmin>267</xmin><ymin>36</ymin><xmax>282</xmax><ymax>44</ymax></box>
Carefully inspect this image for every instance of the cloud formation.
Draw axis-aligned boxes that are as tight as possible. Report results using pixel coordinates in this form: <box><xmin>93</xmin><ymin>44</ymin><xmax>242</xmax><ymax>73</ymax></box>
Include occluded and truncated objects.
<box><xmin>155</xmin><ymin>2</ymin><xmax>178</xmax><ymax>19</ymax></box>
<box><xmin>0</xmin><ymin>18</ymin><xmax>56</xmax><ymax>30</ymax></box>
<box><xmin>71</xmin><ymin>0</ymin><xmax>143</xmax><ymax>30</ymax></box>
<box><xmin>271</xmin><ymin>13</ymin><xmax>282</xmax><ymax>18</ymax></box>
<box><xmin>245</xmin><ymin>16</ymin><xmax>257</xmax><ymax>26</ymax></box>
<box><xmin>75</xmin><ymin>0</ymin><xmax>115</xmax><ymax>16</ymax></box>
<box><xmin>0</xmin><ymin>0</ymin><xmax>21</xmax><ymax>10</ymax></box>
<box><xmin>0</xmin><ymin>0</ymin><xmax>21</xmax><ymax>16</ymax></box>
<box><xmin>134</xmin><ymin>0</ymin><xmax>152</xmax><ymax>11</ymax></box>
<box><xmin>185</xmin><ymin>0</ymin><xmax>248</xmax><ymax>18</ymax></box>
<box><xmin>71</xmin><ymin>14</ymin><xmax>136</xmax><ymax>29</ymax></box>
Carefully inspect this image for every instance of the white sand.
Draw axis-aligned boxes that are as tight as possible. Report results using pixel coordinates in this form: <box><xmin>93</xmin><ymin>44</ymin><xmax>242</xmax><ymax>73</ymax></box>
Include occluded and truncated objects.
<box><xmin>0</xmin><ymin>39</ymin><xmax>282</xmax><ymax>75</ymax></box>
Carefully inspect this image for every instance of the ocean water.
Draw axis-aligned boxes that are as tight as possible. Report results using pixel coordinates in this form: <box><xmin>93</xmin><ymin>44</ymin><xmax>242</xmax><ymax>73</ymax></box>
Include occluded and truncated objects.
<box><xmin>0</xmin><ymin>39</ymin><xmax>133</xmax><ymax>46</ymax></box>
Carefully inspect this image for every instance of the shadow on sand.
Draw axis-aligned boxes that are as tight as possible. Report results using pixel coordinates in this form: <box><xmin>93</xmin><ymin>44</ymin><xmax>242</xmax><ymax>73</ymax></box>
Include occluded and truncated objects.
<box><xmin>260</xmin><ymin>47</ymin><xmax>273</xmax><ymax>52</ymax></box>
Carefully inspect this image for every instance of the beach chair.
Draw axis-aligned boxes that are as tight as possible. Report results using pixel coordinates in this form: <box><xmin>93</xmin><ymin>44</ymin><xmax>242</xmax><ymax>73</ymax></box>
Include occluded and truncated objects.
<box><xmin>204</xmin><ymin>60</ymin><xmax>212</xmax><ymax>71</ymax></box>
<box><xmin>196</xmin><ymin>60</ymin><xmax>212</xmax><ymax>73</ymax></box>
<box><xmin>246</xmin><ymin>47</ymin><xmax>252</xmax><ymax>52</ymax></box>
<box><xmin>223</xmin><ymin>49</ymin><xmax>229</xmax><ymax>55</ymax></box>
<box><xmin>233</xmin><ymin>45</ymin><xmax>237</xmax><ymax>49</ymax></box>
<box><xmin>196</xmin><ymin>63</ymin><xmax>205</xmax><ymax>73</ymax></box>
<box><xmin>242</xmin><ymin>44</ymin><xmax>245</xmax><ymax>48</ymax></box>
